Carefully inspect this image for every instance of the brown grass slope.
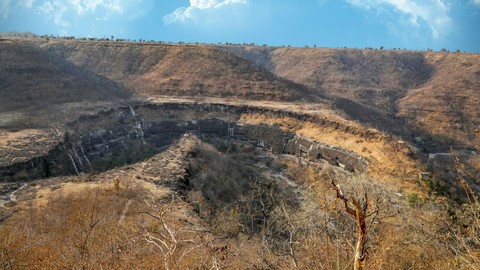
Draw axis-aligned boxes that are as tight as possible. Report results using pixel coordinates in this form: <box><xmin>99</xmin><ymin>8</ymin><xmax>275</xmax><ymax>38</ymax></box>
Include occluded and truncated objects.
<box><xmin>1</xmin><ymin>135</ymin><xmax>478</xmax><ymax>269</ymax></box>
<box><xmin>222</xmin><ymin>47</ymin><xmax>433</xmax><ymax>112</ymax></box>
<box><xmin>42</xmin><ymin>41</ymin><xmax>318</xmax><ymax>102</ymax></box>
<box><xmin>398</xmin><ymin>53</ymin><xmax>480</xmax><ymax>148</ymax></box>
<box><xmin>0</xmin><ymin>40</ymin><xmax>131</xmax><ymax>113</ymax></box>
<box><xmin>222</xmin><ymin>46</ymin><xmax>480</xmax><ymax>149</ymax></box>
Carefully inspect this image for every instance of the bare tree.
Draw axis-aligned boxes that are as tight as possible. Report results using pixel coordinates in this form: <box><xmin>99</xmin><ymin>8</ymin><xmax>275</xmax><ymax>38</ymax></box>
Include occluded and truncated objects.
<box><xmin>330</xmin><ymin>175</ymin><xmax>398</xmax><ymax>270</ymax></box>
<box><xmin>141</xmin><ymin>194</ymin><xmax>201</xmax><ymax>270</ymax></box>
<box><xmin>332</xmin><ymin>180</ymin><xmax>368</xmax><ymax>270</ymax></box>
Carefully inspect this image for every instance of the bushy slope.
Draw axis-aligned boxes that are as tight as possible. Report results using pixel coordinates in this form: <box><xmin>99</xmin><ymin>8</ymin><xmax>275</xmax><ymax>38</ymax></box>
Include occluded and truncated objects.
<box><xmin>398</xmin><ymin>52</ymin><xmax>480</xmax><ymax>147</ymax></box>
<box><xmin>0</xmin><ymin>40</ymin><xmax>130</xmax><ymax>112</ymax></box>
<box><xmin>43</xmin><ymin>41</ymin><xmax>317</xmax><ymax>102</ymax></box>
<box><xmin>222</xmin><ymin>47</ymin><xmax>433</xmax><ymax>112</ymax></box>
<box><xmin>1</xmin><ymin>38</ymin><xmax>479</xmax><ymax>269</ymax></box>
<box><xmin>222</xmin><ymin>46</ymin><xmax>480</xmax><ymax>149</ymax></box>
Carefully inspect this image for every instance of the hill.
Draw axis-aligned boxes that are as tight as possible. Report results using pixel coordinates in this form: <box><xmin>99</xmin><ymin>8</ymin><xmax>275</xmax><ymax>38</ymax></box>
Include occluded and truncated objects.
<box><xmin>0</xmin><ymin>40</ymin><xmax>131</xmax><ymax>113</ymax></box>
<box><xmin>42</xmin><ymin>41</ymin><xmax>318</xmax><ymax>102</ymax></box>
<box><xmin>0</xmin><ymin>37</ymin><xmax>479</xmax><ymax>269</ymax></box>
<box><xmin>222</xmin><ymin>46</ymin><xmax>480</xmax><ymax>150</ymax></box>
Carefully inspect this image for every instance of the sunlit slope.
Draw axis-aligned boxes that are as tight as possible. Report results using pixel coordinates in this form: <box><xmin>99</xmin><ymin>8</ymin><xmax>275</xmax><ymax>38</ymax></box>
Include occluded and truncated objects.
<box><xmin>43</xmin><ymin>41</ymin><xmax>318</xmax><ymax>102</ymax></box>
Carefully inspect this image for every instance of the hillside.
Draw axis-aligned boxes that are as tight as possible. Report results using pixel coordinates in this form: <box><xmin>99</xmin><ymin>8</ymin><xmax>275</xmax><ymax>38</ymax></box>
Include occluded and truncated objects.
<box><xmin>42</xmin><ymin>41</ymin><xmax>318</xmax><ymax>102</ymax></box>
<box><xmin>221</xmin><ymin>46</ymin><xmax>433</xmax><ymax>109</ymax></box>
<box><xmin>0</xmin><ymin>37</ymin><xmax>479</xmax><ymax>269</ymax></box>
<box><xmin>0</xmin><ymin>40</ymin><xmax>131</xmax><ymax>113</ymax></box>
<box><xmin>398</xmin><ymin>53</ymin><xmax>480</xmax><ymax>147</ymax></box>
<box><xmin>0</xmin><ymin>38</ymin><xmax>477</xmax><ymax>180</ymax></box>
<box><xmin>222</xmin><ymin>46</ymin><xmax>480</xmax><ymax>150</ymax></box>
<box><xmin>34</xmin><ymin>40</ymin><xmax>480</xmax><ymax>150</ymax></box>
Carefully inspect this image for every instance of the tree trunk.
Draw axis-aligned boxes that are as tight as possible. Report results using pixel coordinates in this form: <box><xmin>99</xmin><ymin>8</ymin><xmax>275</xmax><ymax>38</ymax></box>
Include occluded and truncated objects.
<box><xmin>352</xmin><ymin>199</ymin><xmax>367</xmax><ymax>270</ymax></box>
<box><xmin>332</xmin><ymin>181</ymin><xmax>368</xmax><ymax>270</ymax></box>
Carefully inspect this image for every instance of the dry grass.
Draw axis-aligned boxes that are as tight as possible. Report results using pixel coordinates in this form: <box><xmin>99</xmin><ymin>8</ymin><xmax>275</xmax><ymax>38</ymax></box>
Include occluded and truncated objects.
<box><xmin>43</xmin><ymin>41</ymin><xmax>317</xmax><ymax>102</ymax></box>
<box><xmin>226</xmin><ymin>45</ymin><xmax>480</xmax><ymax>150</ymax></box>
<box><xmin>0</xmin><ymin>128</ymin><xmax>60</xmax><ymax>166</ymax></box>
<box><xmin>1</xmin><ymin>36</ymin><xmax>478</xmax><ymax>269</ymax></box>
<box><xmin>1</xmin><ymin>140</ymin><xmax>478</xmax><ymax>269</ymax></box>
<box><xmin>0</xmin><ymin>129</ymin><xmax>47</xmax><ymax>148</ymax></box>
<box><xmin>0</xmin><ymin>40</ymin><xmax>130</xmax><ymax>113</ymax></box>
<box><xmin>239</xmin><ymin>113</ymin><xmax>423</xmax><ymax>193</ymax></box>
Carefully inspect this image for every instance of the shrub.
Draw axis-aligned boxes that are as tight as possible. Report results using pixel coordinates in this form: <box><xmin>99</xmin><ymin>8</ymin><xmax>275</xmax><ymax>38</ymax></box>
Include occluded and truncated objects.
<box><xmin>407</xmin><ymin>193</ymin><xmax>423</xmax><ymax>208</ymax></box>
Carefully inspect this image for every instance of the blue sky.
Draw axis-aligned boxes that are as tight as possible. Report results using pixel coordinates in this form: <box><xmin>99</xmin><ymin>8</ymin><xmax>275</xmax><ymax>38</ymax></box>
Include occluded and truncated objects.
<box><xmin>1</xmin><ymin>0</ymin><xmax>479</xmax><ymax>52</ymax></box>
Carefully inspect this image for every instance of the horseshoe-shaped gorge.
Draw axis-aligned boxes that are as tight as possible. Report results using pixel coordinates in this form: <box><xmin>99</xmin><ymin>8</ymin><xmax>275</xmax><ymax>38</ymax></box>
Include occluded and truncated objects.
<box><xmin>1</xmin><ymin>102</ymin><xmax>370</xmax><ymax>181</ymax></box>
<box><xmin>0</xmin><ymin>35</ymin><xmax>478</xmax><ymax>269</ymax></box>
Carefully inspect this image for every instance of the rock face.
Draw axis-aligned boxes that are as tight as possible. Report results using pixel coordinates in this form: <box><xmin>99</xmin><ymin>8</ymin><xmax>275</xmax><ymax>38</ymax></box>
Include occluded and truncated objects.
<box><xmin>286</xmin><ymin>137</ymin><xmax>368</xmax><ymax>172</ymax></box>
<box><xmin>0</xmin><ymin>103</ymin><xmax>368</xmax><ymax>182</ymax></box>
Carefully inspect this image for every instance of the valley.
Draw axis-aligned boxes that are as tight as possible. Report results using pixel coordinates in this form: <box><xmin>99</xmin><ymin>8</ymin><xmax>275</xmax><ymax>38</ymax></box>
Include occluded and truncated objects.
<box><xmin>0</xmin><ymin>36</ymin><xmax>478</xmax><ymax>269</ymax></box>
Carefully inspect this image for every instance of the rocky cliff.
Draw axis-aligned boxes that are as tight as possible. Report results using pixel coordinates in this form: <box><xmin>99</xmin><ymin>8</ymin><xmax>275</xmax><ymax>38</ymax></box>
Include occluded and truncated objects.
<box><xmin>0</xmin><ymin>102</ymin><xmax>368</xmax><ymax>181</ymax></box>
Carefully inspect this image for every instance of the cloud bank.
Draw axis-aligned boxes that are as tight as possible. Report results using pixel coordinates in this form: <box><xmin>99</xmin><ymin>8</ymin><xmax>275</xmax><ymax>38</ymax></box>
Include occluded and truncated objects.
<box><xmin>33</xmin><ymin>0</ymin><xmax>152</xmax><ymax>35</ymax></box>
<box><xmin>346</xmin><ymin>0</ymin><xmax>452</xmax><ymax>39</ymax></box>
<box><xmin>1</xmin><ymin>0</ymin><xmax>36</xmax><ymax>19</ymax></box>
<box><xmin>163</xmin><ymin>0</ymin><xmax>248</xmax><ymax>25</ymax></box>
<box><xmin>39</xmin><ymin>0</ymin><xmax>142</xmax><ymax>20</ymax></box>
<box><xmin>67</xmin><ymin>0</ymin><xmax>123</xmax><ymax>15</ymax></box>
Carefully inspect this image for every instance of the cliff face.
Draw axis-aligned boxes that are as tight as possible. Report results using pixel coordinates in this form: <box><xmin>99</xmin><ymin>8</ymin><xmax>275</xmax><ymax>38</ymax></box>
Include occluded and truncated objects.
<box><xmin>4</xmin><ymin>39</ymin><xmax>478</xmax><ymax>150</ymax></box>
<box><xmin>1</xmin><ymin>38</ymin><xmax>479</xmax><ymax>269</ymax></box>
<box><xmin>1</xmin><ymin>38</ymin><xmax>478</xmax><ymax>189</ymax></box>
<box><xmin>0</xmin><ymin>103</ymin><xmax>368</xmax><ymax>182</ymax></box>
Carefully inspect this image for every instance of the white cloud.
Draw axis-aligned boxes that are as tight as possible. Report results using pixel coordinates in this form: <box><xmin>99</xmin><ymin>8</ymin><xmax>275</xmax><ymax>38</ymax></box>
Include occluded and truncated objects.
<box><xmin>0</xmin><ymin>0</ymin><xmax>11</xmax><ymax>19</ymax></box>
<box><xmin>40</xmin><ymin>0</ymin><xmax>69</xmax><ymax>28</ymax></box>
<box><xmin>38</xmin><ymin>0</ymin><xmax>150</xmax><ymax>34</ymax></box>
<box><xmin>346</xmin><ymin>0</ymin><xmax>452</xmax><ymax>39</ymax></box>
<box><xmin>1</xmin><ymin>0</ymin><xmax>35</xmax><ymax>19</ymax></box>
<box><xmin>21</xmin><ymin>0</ymin><xmax>35</xmax><ymax>9</ymax></box>
<box><xmin>68</xmin><ymin>0</ymin><xmax>123</xmax><ymax>15</ymax></box>
<box><xmin>39</xmin><ymin>0</ymin><xmax>148</xmax><ymax>20</ymax></box>
<box><xmin>474</xmin><ymin>0</ymin><xmax>480</xmax><ymax>6</ymax></box>
<box><xmin>163</xmin><ymin>0</ymin><xmax>247</xmax><ymax>25</ymax></box>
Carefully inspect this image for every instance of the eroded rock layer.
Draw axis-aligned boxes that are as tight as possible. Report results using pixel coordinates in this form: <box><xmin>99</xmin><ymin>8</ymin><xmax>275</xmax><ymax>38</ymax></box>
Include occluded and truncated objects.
<box><xmin>0</xmin><ymin>102</ymin><xmax>368</xmax><ymax>181</ymax></box>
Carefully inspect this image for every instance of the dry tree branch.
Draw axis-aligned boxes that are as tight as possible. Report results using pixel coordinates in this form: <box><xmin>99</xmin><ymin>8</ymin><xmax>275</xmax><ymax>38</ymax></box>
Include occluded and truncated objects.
<box><xmin>140</xmin><ymin>194</ymin><xmax>203</xmax><ymax>270</ymax></box>
<box><xmin>331</xmin><ymin>180</ymin><xmax>368</xmax><ymax>270</ymax></box>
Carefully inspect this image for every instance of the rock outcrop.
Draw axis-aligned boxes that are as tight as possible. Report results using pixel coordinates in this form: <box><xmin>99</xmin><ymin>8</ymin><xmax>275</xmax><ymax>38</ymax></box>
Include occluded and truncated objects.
<box><xmin>0</xmin><ymin>102</ymin><xmax>369</xmax><ymax>181</ymax></box>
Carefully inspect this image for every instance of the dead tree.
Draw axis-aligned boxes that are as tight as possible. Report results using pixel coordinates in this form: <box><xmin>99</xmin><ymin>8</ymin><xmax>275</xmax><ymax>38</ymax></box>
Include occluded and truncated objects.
<box><xmin>332</xmin><ymin>180</ymin><xmax>368</xmax><ymax>270</ymax></box>
<box><xmin>141</xmin><ymin>194</ymin><xmax>200</xmax><ymax>270</ymax></box>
